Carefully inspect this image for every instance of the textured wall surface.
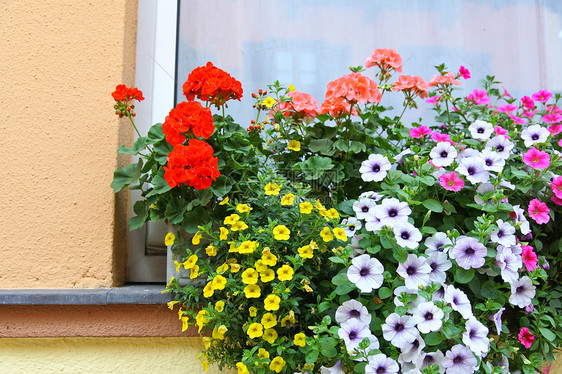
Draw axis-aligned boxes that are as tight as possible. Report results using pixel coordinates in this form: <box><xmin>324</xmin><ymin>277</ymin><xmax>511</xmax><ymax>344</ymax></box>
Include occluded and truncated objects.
<box><xmin>0</xmin><ymin>0</ymin><xmax>136</xmax><ymax>287</ymax></box>
<box><xmin>0</xmin><ymin>337</ymin><xmax>235</xmax><ymax>374</ymax></box>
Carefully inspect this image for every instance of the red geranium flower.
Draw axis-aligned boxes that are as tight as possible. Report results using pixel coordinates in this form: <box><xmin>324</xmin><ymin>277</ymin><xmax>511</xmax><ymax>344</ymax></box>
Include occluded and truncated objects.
<box><xmin>162</xmin><ymin>101</ymin><xmax>214</xmax><ymax>146</ymax></box>
<box><xmin>163</xmin><ymin>139</ymin><xmax>220</xmax><ymax>190</ymax></box>
<box><xmin>182</xmin><ymin>62</ymin><xmax>243</xmax><ymax>107</ymax></box>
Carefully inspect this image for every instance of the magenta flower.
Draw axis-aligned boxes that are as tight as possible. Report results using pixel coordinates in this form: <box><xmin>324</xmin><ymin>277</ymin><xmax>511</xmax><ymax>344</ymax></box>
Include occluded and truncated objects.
<box><xmin>549</xmin><ymin>124</ymin><xmax>562</xmax><ymax>135</ymax></box>
<box><xmin>410</xmin><ymin>125</ymin><xmax>432</xmax><ymax>138</ymax></box>
<box><xmin>466</xmin><ymin>89</ymin><xmax>490</xmax><ymax>105</ymax></box>
<box><xmin>518</xmin><ymin>327</ymin><xmax>535</xmax><ymax>349</ymax></box>
<box><xmin>494</xmin><ymin>126</ymin><xmax>508</xmax><ymax>136</ymax></box>
<box><xmin>532</xmin><ymin>90</ymin><xmax>552</xmax><ymax>103</ymax></box>
<box><xmin>521</xmin><ymin>95</ymin><xmax>535</xmax><ymax>110</ymax></box>
<box><xmin>459</xmin><ymin>66</ymin><xmax>471</xmax><ymax>79</ymax></box>
<box><xmin>426</xmin><ymin>95</ymin><xmax>441</xmax><ymax>104</ymax></box>
<box><xmin>522</xmin><ymin>147</ymin><xmax>550</xmax><ymax>169</ymax></box>
<box><xmin>497</xmin><ymin>104</ymin><xmax>518</xmax><ymax>113</ymax></box>
<box><xmin>508</xmin><ymin>113</ymin><xmax>526</xmax><ymax>125</ymax></box>
<box><xmin>528</xmin><ymin>198</ymin><xmax>550</xmax><ymax>224</ymax></box>
<box><xmin>543</xmin><ymin>113</ymin><xmax>562</xmax><ymax>124</ymax></box>
<box><xmin>551</xmin><ymin>176</ymin><xmax>562</xmax><ymax>198</ymax></box>
<box><xmin>521</xmin><ymin>245</ymin><xmax>538</xmax><ymax>271</ymax></box>
<box><xmin>431</xmin><ymin>131</ymin><xmax>452</xmax><ymax>143</ymax></box>
<box><xmin>439</xmin><ymin>171</ymin><xmax>465</xmax><ymax>192</ymax></box>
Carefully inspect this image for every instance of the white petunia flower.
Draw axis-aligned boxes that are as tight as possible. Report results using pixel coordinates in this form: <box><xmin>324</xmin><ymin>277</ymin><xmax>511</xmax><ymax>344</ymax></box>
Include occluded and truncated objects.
<box><xmin>338</xmin><ymin>319</ymin><xmax>372</xmax><ymax>352</ymax></box>
<box><xmin>335</xmin><ymin>299</ymin><xmax>372</xmax><ymax>325</ymax></box>
<box><xmin>347</xmin><ymin>254</ymin><xmax>384</xmax><ymax>293</ymax></box>
<box><xmin>490</xmin><ymin>219</ymin><xmax>516</xmax><ymax>246</ymax></box>
<box><xmin>365</xmin><ymin>354</ymin><xmax>399</xmax><ymax>374</ymax></box>
<box><xmin>415</xmin><ymin>350</ymin><xmax>445</xmax><ymax>374</ymax></box>
<box><xmin>360</xmin><ymin>154</ymin><xmax>391</xmax><ymax>182</ymax></box>
<box><xmin>412</xmin><ymin>301</ymin><xmax>444</xmax><ymax>333</ymax></box>
<box><xmin>442</xmin><ymin>345</ymin><xmax>478</xmax><ymax>374</ymax></box>
<box><xmin>428</xmin><ymin>252</ymin><xmax>452</xmax><ymax>284</ymax></box>
<box><xmin>353</xmin><ymin>198</ymin><xmax>377</xmax><ymax>220</ymax></box>
<box><xmin>462</xmin><ymin>317</ymin><xmax>490</xmax><ymax>356</ymax></box>
<box><xmin>424</xmin><ymin>232</ymin><xmax>452</xmax><ymax>255</ymax></box>
<box><xmin>445</xmin><ymin>285</ymin><xmax>473</xmax><ymax>319</ymax></box>
<box><xmin>469</xmin><ymin>119</ymin><xmax>494</xmax><ymax>140</ymax></box>
<box><xmin>509</xmin><ymin>276</ymin><xmax>536</xmax><ymax>308</ymax></box>
<box><xmin>430</xmin><ymin>142</ymin><xmax>458</xmax><ymax>167</ymax></box>
<box><xmin>479</xmin><ymin>149</ymin><xmax>505</xmax><ymax>172</ymax></box>
<box><xmin>521</xmin><ymin>124</ymin><xmax>550</xmax><ymax>147</ymax></box>
<box><xmin>456</xmin><ymin>156</ymin><xmax>490</xmax><ymax>184</ymax></box>
<box><xmin>393</xmin><ymin>222</ymin><xmax>423</xmax><ymax>249</ymax></box>
<box><xmin>373</xmin><ymin>198</ymin><xmax>411</xmax><ymax>229</ymax></box>
<box><xmin>485</xmin><ymin>135</ymin><xmax>514</xmax><ymax>159</ymax></box>
<box><xmin>450</xmin><ymin>236</ymin><xmax>487</xmax><ymax>269</ymax></box>
<box><xmin>397</xmin><ymin>254</ymin><xmax>431</xmax><ymax>290</ymax></box>
<box><xmin>382</xmin><ymin>313</ymin><xmax>418</xmax><ymax>349</ymax></box>
<box><xmin>342</xmin><ymin>217</ymin><xmax>362</xmax><ymax>237</ymax></box>
<box><xmin>399</xmin><ymin>333</ymin><xmax>426</xmax><ymax>364</ymax></box>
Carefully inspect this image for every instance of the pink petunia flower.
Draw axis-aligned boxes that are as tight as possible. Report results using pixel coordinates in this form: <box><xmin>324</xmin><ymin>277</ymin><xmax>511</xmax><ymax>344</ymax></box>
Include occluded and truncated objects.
<box><xmin>497</xmin><ymin>104</ymin><xmax>518</xmax><ymax>113</ymax></box>
<box><xmin>439</xmin><ymin>172</ymin><xmax>465</xmax><ymax>192</ymax></box>
<box><xmin>522</xmin><ymin>148</ymin><xmax>550</xmax><ymax>169</ymax></box>
<box><xmin>521</xmin><ymin>245</ymin><xmax>538</xmax><ymax>271</ymax></box>
<box><xmin>459</xmin><ymin>66</ymin><xmax>471</xmax><ymax>79</ymax></box>
<box><xmin>552</xmin><ymin>195</ymin><xmax>562</xmax><ymax>206</ymax></box>
<box><xmin>551</xmin><ymin>176</ymin><xmax>562</xmax><ymax>199</ymax></box>
<box><xmin>521</xmin><ymin>109</ymin><xmax>536</xmax><ymax>119</ymax></box>
<box><xmin>528</xmin><ymin>199</ymin><xmax>550</xmax><ymax>224</ymax></box>
<box><xmin>543</xmin><ymin>113</ymin><xmax>562</xmax><ymax>124</ymax></box>
<box><xmin>518</xmin><ymin>327</ymin><xmax>535</xmax><ymax>349</ymax></box>
<box><xmin>431</xmin><ymin>131</ymin><xmax>453</xmax><ymax>144</ymax></box>
<box><xmin>466</xmin><ymin>89</ymin><xmax>490</xmax><ymax>105</ymax></box>
<box><xmin>508</xmin><ymin>113</ymin><xmax>526</xmax><ymax>125</ymax></box>
<box><xmin>549</xmin><ymin>125</ymin><xmax>562</xmax><ymax>135</ymax></box>
<box><xmin>532</xmin><ymin>90</ymin><xmax>552</xmax><ymax>103</ymax></box>
<box><xmin>410</xmin><ymin>126</ymin><xmax>432</xmax><ymax>138</ymax></box>
<box><xmin>426</xmin><ymin>95</ymin><xmax>441</xmax><ymax>104</ymax></box>
<box><xmin>521</xmin><ymin>96</ymin><xmax>535</xmax><ymax>110</ymax></box>
<box><xmin>494</xmin><ymin>126</ymin><xmax>508</xmax><ymax>136</ymax></box>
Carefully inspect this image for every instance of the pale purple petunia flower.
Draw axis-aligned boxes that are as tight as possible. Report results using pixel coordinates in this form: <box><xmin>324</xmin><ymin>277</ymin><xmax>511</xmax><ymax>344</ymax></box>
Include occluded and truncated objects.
<box><xmin>413</xmin><ymin>301</ymin><xmax>444</xmax><ymax>333</ymax></box>
<box><xmin>347</xmin><ymin>254</ymin><xmax>384</xmax><ymax>293</ymax></box>
<box><xmin>430</xmin><ymin>142</ymin><xmax>458</xmax><ymax>167</ymax></box>
<box><xmin>450</xmin><ymin>236</ymin><xmax>487</xmax><ymax>270</ymax></box>
<box><xmin>359</xmin><ymin>191</ymin><xmax>383</xmax><ymax>202</ymax></box>
<box><xmin>456</xmin><ymin>157</ymin><xmax>490</xmax><ymax>184</ymax></box>
<box><xmin>479</xmin><ymin>149</ymin><xmax>505</xmax><ymax>173</ymax></box>
<box><xmin>462</xmin><ymin>317</ymin><xmax>490</xmax><ymax>356</ymax></box>
<box><xmin>490</xmin><ymin>307</ymin><xmax>505</xmax><ymax>335</ymax></box>
<box><xmin>442</xmin><ymin>344</ymin><xmax>478</xmax><ymax>374</ymax></box>
<box><xmin>397</xmin><ymin>254</ymin><xmax>432</xmax><ymax>290</ymax></box>
<box><xmin>509</xmin><ymin>276</ymin><xmax>536</xmax><ymax>308</ymax></box>
<box><xmin>393</xmin><ymin>222</ymin><xmax>423</xmax><ymax>249</ymax></box>
<box><xmin>342</xmin><ymin>217</ymin><xmax>362</xmax><ymax>237</ymax></box>
<box><xmin>338</xmin><ymin>318</ymin><xmax>372</xmax><ymax>352</ymax></box>
<box><xmin>394</xmin><ymin>286</ymin><xmax>426</xmax><ymax>311</ymax></box>
<box><xmin>335</xmin><ymin>299</ymin><xmax>371</xmax><ymax>325</ymax></box>
<box><xmin>424</xmin><ymin>232</ymin><xmax>452</xmax><ymax>255</ymax></box>
<box><xmin>512</xmin><ymin>205</ymin><xmax>531</xmax><ymax>235</ymax></box>
<box><xmin>485</xmin><ymin>135</ymin><xmax>514</xmax><ymax>159</ymax></box>
<box><xmin>428</xmin><ymin>252</ymin><xmax>452</xmax><ymax>284</ymax></box>
<box><xmin>496</xmin><ymin>248</ymin><xmax>521</xmax><ymax>284</ymax></box>
<box><xmin>365</xmin><ymin>354</ymin><xmax>399</xmax><ymax>374</ymax></box>
<box><xmin>382</xmin><ymin>313</ymin><xmax>418</xmax><ymax>349</ymax></box>
<box><xmin>364</xmin><ymin>214</ymin><xmax>384</xmax><ymax>232</ymax></box>
<box><xmin>360</xmin><ymin>154</ymin><xmax>391</xmax><ymax>182</ymax></box>
<box><xmin>469</xmin><ymin>119</ymin><xmax>494</xmax><ymax>140</ymax></box>
<box><xmin>445</xmin><ymin>285</ymin><xmax>473</xmax><ymax>319</ymax></box>
<box><xmin>353</xmin><ymin>198</ymin><xmax>377</xmax><ymax>220</ymax></box>
<box><xmin>374</xmin><ymin>198</ymin><xmax>411</xmax><ymax>228</ymax></box>
<box><xmin>399</xmin><ymin>333</ymin><xmax>426</xmax><ymax>363</ymax></box>
<box><xmin>320</xmin><ymin>359</ymin><xmax>345</xmax><ymax>374</ymax></box>
<box><xmin>415</xmin><ymin>350</ymin><xmax>445</xmax><ymax>374</ymax></box>
<box><xmin>490</xmin><ymin>219</ymin><xmax>516</xmax><ymax>247</ymax></box>
<box><xmin>521</xmin><ymin>124</ymin><xmax>550</xmax><ymax>147</ymax></box>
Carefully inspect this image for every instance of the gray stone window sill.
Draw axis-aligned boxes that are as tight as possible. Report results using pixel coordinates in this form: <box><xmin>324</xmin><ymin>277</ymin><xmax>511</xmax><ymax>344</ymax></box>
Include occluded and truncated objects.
<box><xmin>0</xmin><ymin>285</ymin><xmax>172</xmax><ymax>305</ymax></box>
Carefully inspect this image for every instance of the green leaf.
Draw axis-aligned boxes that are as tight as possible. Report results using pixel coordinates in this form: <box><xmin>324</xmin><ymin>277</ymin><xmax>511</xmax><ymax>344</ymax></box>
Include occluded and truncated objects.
<box><xmin>297</xmin><ymin>156</ymin><xmax>334</xmax><ymax>180</ymax></box>
<box><xmin>153</xmin><ymin>141</ymin><xmax>173</xmax><ymax>165</ymax></box>
<box><xmin>332</xmin><ymin>272</ymin><xmax>349</xmax><ymax>286</ymax></box>
<box><xmin>147</xmin><ymin>123</ymin><xmax>165</xmax><ymax>142</ymax></box>
<box><xmin>419</xmin><ymin>176</ymin><xmax>435</xmax><ymax>186</ymax></box>
<box><xmin>349</xmin><ymin>141</ymin><xmax>366</xmax><ymax>154</ymax></box>
<box><xmin>339</xmin><ymin>200</ymin><xmax>355</xmax><ymax>216</ymax></box>
<box><xmin>128</xmin><ymin>200</ymin><xmax>148</xmax><ymax>230</ymax></box>
<box><xmin>165</xmin><ymin>197</ymin><xmax>189</xmax><ymax>225</ymax></box>
<box><xmin>145</xmin><ymin>168</ymin><xmax>171</xmax><ymax>198</ymax></box>
<box><xmin>480</xmin><ymin>280</ymin><xmax>500</xmax><ymax>299</ymax></box>
<box><xmin>308</xmin><ymin>139</ymin><xmax>335</xmax><ymax>156</ymax></box>
<box><xmin>117</xmin><ymin>137</ymin><xmax>150</xmax><ymax>155</ymax></box>
<box><xmin>423</xmin><ymin>199</ymin><xmax>443</xmax><ymax>213</ymax></box>
<box><xmin>455</xmin><ymin>267</ymin><xmax>475</xmax><ymax>284</ymax></box>
<box><xmin>111</xmin><ymin>160</ymin><xmax>142</xmax><ymax>192</ymax></box>
<box><xmin>333</xmin><ymin>139</ymin><xmax>349</xmax><ymax>152</ymax></box>
<box><xmin>305</xmin><ymin>350</ymin><xmax>319</xmax><ymax>365</ymax></box>
<box><xmin>335</xmin><ymin>283</ymin><xmax>354</xmax><ymax>295</ymax></box>
<box><xmin>424</xmin><ymin>332</ymin><xmax>443</xmax><ymax>346</ymax></box>
<box><xmin>443</xmin><ymin>201</ymin><xmax>457</xmax><ymax>214</ymax></box>
<box><xmin>529</xmin><ymin>353</ymin><xmax>544</xmax><ymax>367</ymax></box>
<box><xmin>539</xmin><ymin>327</ymin><xmax>556</xmax><ymax>342</ymax></box>
<box><xmin>378</xmin><ymin>287</ymin><xmax>392</xmax><ymax>299</ymax></box>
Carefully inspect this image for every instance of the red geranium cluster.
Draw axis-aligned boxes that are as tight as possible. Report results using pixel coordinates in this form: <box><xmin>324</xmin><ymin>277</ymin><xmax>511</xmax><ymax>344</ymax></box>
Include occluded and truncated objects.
<box><xmin>162</xmin><ymin>101</ymin><xmax>214</xmax><ymax>146</ymax></box>
<box><xmin>319</xmin><ymin>72</ymin><xmax>381</xmax><ymax>117</ymax></box>
<box><xmin>163</xmin><ymin>139</ymin><xmax>220</xmax><ymax>190</ymax></box>
<box><xmin>182</xmin><ymin>62</ymin><xmax>243</xmax><ymax>107</ymax></box>
<box><xmin>111</xmin><ymin>84</ymin><xmax>144</xmax><ymax>117</ymax></box>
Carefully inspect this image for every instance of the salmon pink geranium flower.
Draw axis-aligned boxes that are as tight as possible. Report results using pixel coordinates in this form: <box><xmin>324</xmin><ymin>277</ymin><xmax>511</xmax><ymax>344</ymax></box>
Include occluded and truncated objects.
<box><xmin>392</xmin><ymin>75</ymin><xmax>429</xmax><ymax>98</ymax></box>
<box><xmin>365</xmin><ymin>48</ymin><xmax>402</xmax><ymax>73</ymax></box>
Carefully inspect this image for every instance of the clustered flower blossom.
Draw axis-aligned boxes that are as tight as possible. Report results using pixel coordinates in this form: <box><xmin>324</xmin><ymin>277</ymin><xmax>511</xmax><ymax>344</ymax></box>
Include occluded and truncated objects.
<box><xmin>163</xmin><ymin>138</ymin><xmax>220</xmax><ymax>189</ymax></box>
<box><xmin>319</xmin><ymin>72</ymin><xmax>381</xmax><ymax>117</ymax></box>
<box><xmin>111</xmin><ymin>84</ymin><xmax>145</xmax><ymax>117</ymax></box>
<box><xmin>182</xmin><ymin>61</ymin><xmax>243</xmax><ymax>106</ymax></box>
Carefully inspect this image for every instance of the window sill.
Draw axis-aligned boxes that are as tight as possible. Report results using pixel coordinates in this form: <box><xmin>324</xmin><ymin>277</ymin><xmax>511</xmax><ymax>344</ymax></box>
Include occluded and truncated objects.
<box><xmin>0</xmin><ymin>285</ymin><xmax>172</xmax><ymax>305</ymax></box>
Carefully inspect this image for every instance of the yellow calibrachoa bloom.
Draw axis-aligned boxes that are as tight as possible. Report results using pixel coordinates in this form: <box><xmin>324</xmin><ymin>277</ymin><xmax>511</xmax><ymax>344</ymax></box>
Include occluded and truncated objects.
<box><xmin>249</xmin><ymin>306</ymin><xmax>258</xmax><ymax>317</ymax></box>
<box><xmin>215</xmin><ymin>300</ymin><xmax>225</xmax><ymax>312</ymax></box>
<box><xmin>314</xmin><ymin>200</ymin><xmax>326</xmax><ymax>211</ymax></box>
<box><xmin>262</xmin><ymin>96</ymin><xmax>276</xmax><ymax>108</ymax></box>
<box><xmin>320</xmin><ymin>227</ymin><xmax>334</xmax><ymax>242</ymax></box>
<box><xmin>231</xmin><ymin>220</ymin><xmax>249</xmax><ymax>231</ymax></box>
<box><xmin>261</xmin><ymin>312</ymin><xmax>277</xmax><ymax>329</ymax></box>
<box><xmin>294</xmin><ymin>333</ymin><xmax>306</xmax><ymax>347</ymax></box>
<box><xmin>219</xmin><ymin>196</ymin><xmax>229</xmax><ymax>205</ymax></box>
<box><xmin>238</xmin><ymin>240</ymin><xmax>258</xmax><ymax>254</ymax></box>
<box><xmin>273</xmin><ymin>225</ymin><xmax>290</xmax><ymax>241</ymax></box>
<box><xmin>197</xmin><ymin>353</ymin><xmax>209</xmax><ymax>372</ymax></box>
<box><xmin>224</xmin><ymin>214</ymin><xmax>240</xmax><ymax>225</ymax></box>
<box><xmin>196</xmin><ymin>310</ymin><xmax>209</xmax><ymax>333</ymax></box>
<box><xmin>236</xmin><ymin>362</ymin><xmax>249</xmax><ymax>374</ymax></box>
<box><xmin>333</xmin><ymin>227</ymin><xmax>347</xmax><ymax>241</ymax></box>
<box><xmin>241</xmin><ymin>268</ymin><xmax>259</xmax><ymax>284</ymax></box>
<box><xmin>247</xmin><ymin>322</ymin><xmax>264</xmax><ymax>339</ymax></box>
<box><xmin>258</xmin><ymin>348</ymin><xmax>270</xmax><ymax>360</ymax></box>
<box><xmin>164</xmin><ymin>232</ymin><xmax>175</xmax><ymax>246</ymax></box>
<box><xmin>190</xmin><ymin>264</ymin><xmax>200</xmax><ymax>279</ymax></box>
<box><xmin>287</xmin><ymin>140</ymin><xmax>301</xmax><ymax>152</ymax></box>
<box><xmin>218</xmin><ymin>324</ymin><xmax>228</xmax><ymax>335</ymax></box>
<box><xmin>264</xmin><ymin>183</ymin><xmax>282</xmax><ymax>196</ymax></box>
<box><xmin>202</xmin><ymin>337</ymin><xmax>212</xmax><ymax>350</ymax></box>
<box><xmin>298</xmin><ymin>245</ymin><xmax>313</xmax><ymax>259</ymax></box>
<box><xmin>230</xmin><ymin>263</ymin><xmax>241</xmax><ymax>273</ymax></box>
<box><xmin>217</xmin><ymin>263</ymin><xmax>229</xmax><ymax>274</ymax></box>
<box><xmin>288</xmin><ymin>84</ymin><xmax>296</xmax><ymax>91</ymax></box>
<box><xmin>262</xmin><ymin>328</ymin><xmax>278</xmax><ymax>344</ymax></box>
<box><xmin>260</xmin><ymin>268</ymin><xmax>275</xmax><ymax>283</ymax></box>
<box><xmin>205</xmin><ymin>245</ymin><xmax>217</xmax><ymax>257</ymax></box>
<box><xmin>183</xmin><ymin>254</ymin><xmax>198</xmax><ymax>269</ymax></box>
<box><xmin>212</xmin><ymin>326</ymin><xmax>225</xmax><ymax>340</ymax></box>
<box><xmin>167</xmin><ymin>300</ymin><xmax>179</xmax><ymax>310</ymax></box>
<box><xmin>280</xmin><ymin>311</ymin><xmax>296</xmax><ymax>327</ymax></box>
<box><xmin>212</xmin><ymin>275</ymin><xmax>227</xmax><ymax>290</ymax></box>
<box><xmin>254</xmin><ymin>260</ymin><xmax>267</xmax><ymax>274</ymax></box>
<box><xmin>219</xmin><ymin>227</ymin><xmax>229</xmax><ymax>240</ymax></box>
<box><xmin>203</xmin><ymin>281</ymin><xmax>214</xmax><ymax>298</ymax></box>
<box><xmin>325</xmin><ymin>208</ymin><xmax>340</xmax><ymax>220</ymax></box>
<box><xmin>244</xmin><ymin>284</ymin><xmax>261</xmax><ymax>298</ymax></box>
<box><xmin>277</xmin><ymin>265</ymin><xmax>294</xmax><ymax>281</ymax></box>
<box><xmin>261</xmin><ymin>248</ymin><xmax>278</xmax><ymax>266</ymax></box>
<box><xmin>236</xmin><ymin>204</ymin><xmax>253</xmax><ymax>213</ymax></box>
<box><xmin>301</xmin><ymin>279</ymin><xmax>313</xmax><ymax>292</ymax></box>
<box><xmin>280</xmin><ymin>193</ymin><xmax>295</xmax><ymax>206</ymax></box>
<box><xmin>269</xmin><ymin>356</ymin><xmax>286</xmax><ymax>373</ymax></box>
<box><xmin>309</xmin><ymin>240</ymin><xmax>319</xmax><ymax>250</ymax></box>
<box><xmin>264</xmin><ymin>294</ymin><xmax>281</xmax><ymax>311</ymax></box>
<box><xmin>174</xmin><ymin>260</ymin><xmax>182</xmax><ymax>272</ymax></box>
<box><xmin>192</xmin><ymin>231</ymin><xmax>202</xmax><ymax>245</ymax></box>
<box><xmin>299</xmin><ymin>201</ymin><xmax>313</xmax><ymax>214</ymax></box>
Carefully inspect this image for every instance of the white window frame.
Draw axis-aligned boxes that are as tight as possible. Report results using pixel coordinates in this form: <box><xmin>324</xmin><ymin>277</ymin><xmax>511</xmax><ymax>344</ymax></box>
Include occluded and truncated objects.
<box><xmin>127</xmin><ymin>0</ymin><xmax>178</xmax><ymax>283</ymax></box>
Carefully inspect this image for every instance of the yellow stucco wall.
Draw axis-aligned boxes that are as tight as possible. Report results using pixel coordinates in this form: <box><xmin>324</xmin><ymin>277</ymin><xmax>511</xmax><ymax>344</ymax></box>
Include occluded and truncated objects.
<box><xmin>0</xmin><ymin>337</ymin><xmax>234</xmax><ymax>374</ymax></box>
<box><xmin>0</xmin><ymin>0</ymin><xmax>135</xmax><ymax>287</ymax></box>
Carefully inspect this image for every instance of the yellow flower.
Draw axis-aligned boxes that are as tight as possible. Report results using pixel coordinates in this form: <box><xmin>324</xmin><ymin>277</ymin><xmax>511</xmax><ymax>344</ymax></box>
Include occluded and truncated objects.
<box><xmin>183</xmin><ymin>254</ymin><xmax>198</xmax><ymax>269</ymax></box>
<box><xmin>212</xmin><ymin>275</ymin><xmax>227</xmax><ymax>290</ymax></box>
<box><xmin>244</xmin><ymin>284</ymin><xmax>261</xmax><ymax>298</ymax></box>
<box><xmin>167</xmin><ymin>300</ymin><xmax>179</xmax><ymax>310</ymax></box>
<box><xmin>263</xmin><ymin>328</ymin><xmax>278</xmax><ymax>344</ymax></box>
<box><xmin>219</xmin><ymin>227</ymin><xmax>229</xmax><ymax>240</ymax></box>
<box><xmin>215</xmin><ymin>300</ymin><xmax>225</xmax><ymax>312</ymax></box>
<box><xmin>263</xmin><ymin>96</ymin><xmax>276</xmax><ymax>108</ymax></box>
<box><xmin>280</xmin><ymin>193</ymin><xmax>295</xmax><ymax>206</ymax></box>
<box><xmin>314</xmin><ymin>200</ymin><xmax>326</xmax><ymax>211</ymax></box>
<box><xmin>261</xmin><ymin>312</ymin><xmax>277</xmax><ymax>329</ymax></box>
<box><xmin>294</xmin><ymin>333</ymin><xmax>306</xmax><ymax>347</ymax></box>
<box><xmin>247</xmin><ymin>322</ymin><xmax>264</xmax><ymax>339</ymax></box>
<box><xmin>192</xmin><ymin>231</ymin><xmax>202</xmax><ymax>245</ymax></box>
<box><xmin>164</xmin><ymin>232</ymin><xmax>175</xmax><ymax>246</ymax></box>
<box><xmin>212</xmin><ymin>326</ymin><xmax>225</xmax><ymax>340</ymax></box>
<box><xmin>174</xmin><ymin>260</ymin><xmax>181</xmax><ymax>272</ymax></box>
<box><xmin>205</xmin><ymin>244</ymin><xmax>217</xmax><ymax>257</ymax></box>
<box><xmin>230</xmin><ymin>263</ymin><xmax>241</xmax><ymax>273</ymax></box>
<box><xmin>261</xmin><ymin>248</ymin><xmax>278</xmax><ymax>266</ymax></box>
<box><xmin>325</xmin><ymin>208</ymin><xmax>340</xmax><ymax>220</ymax></box>
<box><xmin>238</xmin><ymin>240</ymin><xmax>257</xmax><ymax>254</ymax></box>
<box><xmin>299</xmin><ymin>201</ymin><xmax>313</xmax><ymax>214</ymax></box>
<box><xmin>269</xmin><ymin>356</ymin><xmax>286</xmax><ymax>373</ymax></box>
<box><xmin>203</xmin><ymin>281</ymin><xmax>215</xmax><ymax>297</ymax></box>
<box><xmin>298</xmin><ymin>245</ymin><xmax>313</xmax><ymax>259</ymax></box>
<box><xmin>301</xmin><ymin>279</ymin><xmax>313</xmax><ymax>293</ymax></box>
<box><xmin>197</xmin><ymin>353</ymin><xmax>209</xmax><ymax>372</ymax></box>
<box><xmin>287</xmin><ymin>140</ymin><xmax>301</xmax><ymax>152</ymax></box>
<box><xmin>196</xmin><ymin>310</ymin><xmax>209</xmax><ymax>333</ymax></box>
<box><xmin>190</xmin><ymin>264</ymin><xmax>199</xmax><ymax>279</ymax></box>
<box><xmin>249</xmin><ymin>306</ymin><xmax>258</xmax><ymax>317</ymax></box>
<box><xmin>273</xmin><ymin>225</ymin><xmax>290</xmax><ymax>241</ymax></box>
<box><xmin>333</xmin><ymin>227</ymin><xmax>347</xmax><ymax>241</ymax></box>
<box><xmin>288</xmin><ymin>84</ymin><xmax>296</xmax><ymax>92</ymax></box>
<box><xmin>231</xmin><ymin>220</ymin><xmax>249</xmax><ymax>231</ymax></box>
<box><xmin>277</xmin><ymin>265</ymin><xmax>294</xmax><ymax>281</ymax></box>
<box><xmin>178</xmin><ymin>307</ymin><xmax>184</xmax><ymax>320</ymax></box>
<box><xmin>236</xmin><ymin>362</ymin><xmax>249</xmax><ymax>374</ymax></box>
<box><xmin>241</xmin><ymin>268</ymin><xmax>259</xmax><ymax>284</ymax></box>
<box><xmin>253</xmin><ymin>259</ymin><xmax>267</xmax><ymax>273</ymax></box>
<box><xmin>166</xmin><ymin>276</ymin><xmax>175</xmax><ymax>288</ymax></box>
<box><xmin>236</xmin><ymin>204</ymin><xmax>253</xmax><ymax>213</ymax></box>
<box><xmin>258</xmin><ymin>348</ymin><xmax>270</xmax><ymax>360</ymax></box>
<box><xmin>264</xmin><ymin>294</ymin><xmax>281</xmax><ymax>311</ymax></box>
<box><xmin>224</xmin><ymin>214</ymin><xmax>240</xmax><ymax>226</ymax></box>
<box><xmin>219</xmin><ymin>196</ymin><xmax>229</xmax><ymax>205</ymax></box>
<box><xmin>202</xmin><ymin>337</ymin><xmax>212</xmax><ymax>350</ymax></box>
<box><xmin>264</xmin><ymin>183</ymin><xmax>282</xmax><ymax>196</ymax></box>
<box><xmin>280</xmin><ymin>311</ymin><xmax>296</xmax><ymax>327</ymax></box>
<box><xmin>320</xmin><ymin>227</ymin><xmax>334</xmax><ymax>242</ymax></box>
<box><xmin>218</xmin><ymin>324</ymin><xmax>228</xmax><ymax>335</ymax></box>
<box><xmin>309</xmin><ymin>240</ymin><xmax>319</xmax><ymax>250</ymax></box>
<box><xmin>260</xmin><ymin>269</ymin><xmax>275</xmax><ymax>283</ymax></box>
